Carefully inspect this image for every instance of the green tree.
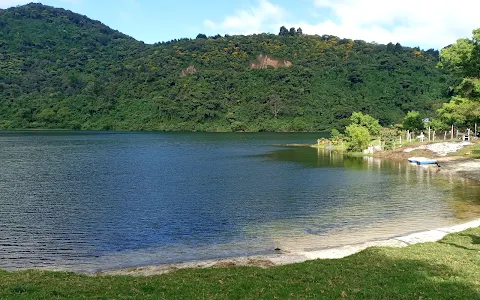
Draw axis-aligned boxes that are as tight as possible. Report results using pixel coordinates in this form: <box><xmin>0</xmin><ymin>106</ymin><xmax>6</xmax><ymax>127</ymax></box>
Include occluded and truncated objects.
<box><xmin>439</xmin><ymin>38</ymin><xmax>472</xmax><ymax>74</ymax></box>
<box><xmin>437</xmin><ymin>28</ymin><xmax>480</xmax><ymax>129</ymax></box>
<box><xmin>345</xmin><ymin>124</ymin><xmax>370</xmax><ymax>152</ymax></box>
<box><xmin>429</xmin><ymin>118</ymin><xmax>450</xmax><ymax>132</ymax></box>
<box><xmin>36</xmin><ymin>108</ymin><xmax>56</xmax><ymax>123</ymax></box>
<box><xmin>278</xmin><ymin>26</ymin><xmax>288</xmax><ymax>36</ymax></box>
<box><xmin>349</xmin><ymin>112</ymin><xmax>382</xmax><ymax>135</ymax></box>
<box><xmin>436</xmin><ymin>97</ymin><xmax>479</xmax><ymax>128</ymax></box>
<box><xmin>330</xmin><ymin>128</ymin><xmax>344</xmax><ymax>146</ymax></box>
<box><xmin>268</xmin><ymin>94</ymin><xmax>283</xmax><ymax>119</ymax></box>
<box><xmin>380</xmin><ymin>127</ymin><xmax>399</xmax><ymax>150</ymax></box>
<box><xmin>402</xmin><ymin>111</ymin><xmax>424</xmax><ymax>131</ymax></box>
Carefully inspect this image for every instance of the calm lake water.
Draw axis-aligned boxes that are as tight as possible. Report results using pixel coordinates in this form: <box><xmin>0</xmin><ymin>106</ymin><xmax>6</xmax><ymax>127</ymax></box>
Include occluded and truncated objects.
<box><xmin>0</xmin><ymin>131</ymin><xmax>479</xmax><ymax>273</ymax></box>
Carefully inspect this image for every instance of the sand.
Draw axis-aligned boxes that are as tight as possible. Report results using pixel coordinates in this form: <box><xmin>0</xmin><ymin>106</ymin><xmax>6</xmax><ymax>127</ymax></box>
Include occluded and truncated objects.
<box><xmin>404</xmin><ymin>141</ymin><xmax>473</xmax><ymax>156</ymax></box>
<box><xmin>437</xmin><ymin>156</ymin><xmax>480</xmax><ymax>182</ymax></box>
<box><xmin>101</xmin><ymin>219</ymin><xmax>480</xmax><ymax>276</ymax></box>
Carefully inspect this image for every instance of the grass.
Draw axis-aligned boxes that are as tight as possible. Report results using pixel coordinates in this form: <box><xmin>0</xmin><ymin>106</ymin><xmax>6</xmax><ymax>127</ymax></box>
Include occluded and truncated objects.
<box><xmin>452</xmin><ymin>140</ymin><xmax>480</xmax><ymax>159</ymax></box>
<box><xmin>1</xmin><ymin>228</ymin><xmax>479</xmax><ymax>299</ymax></box>
<box><xmin>470</xmin><ymin>144</ymin><xmax>480</xmax><ymax>159</ymax></box>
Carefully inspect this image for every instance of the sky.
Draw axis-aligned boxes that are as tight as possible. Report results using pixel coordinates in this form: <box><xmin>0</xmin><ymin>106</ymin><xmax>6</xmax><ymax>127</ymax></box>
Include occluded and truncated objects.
<box><xmin>1</xmin><ymin>0</ymin><xmax>479</xmax><ymax>50</ymax></box>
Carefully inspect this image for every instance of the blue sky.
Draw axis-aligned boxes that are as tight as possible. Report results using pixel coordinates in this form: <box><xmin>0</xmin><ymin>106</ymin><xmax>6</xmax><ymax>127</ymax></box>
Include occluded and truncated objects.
<box><xmin>2</xmin><ymin>0</ymin><xmax>479</xmax><ymax>49</ymax></box>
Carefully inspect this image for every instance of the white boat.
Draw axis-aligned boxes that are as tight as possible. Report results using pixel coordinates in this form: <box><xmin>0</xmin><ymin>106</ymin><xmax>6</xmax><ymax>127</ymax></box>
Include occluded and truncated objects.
<box><xmin>408</xmin><ymin>157</ymin><xmax>438</xmax><ymax>166</ymax></box>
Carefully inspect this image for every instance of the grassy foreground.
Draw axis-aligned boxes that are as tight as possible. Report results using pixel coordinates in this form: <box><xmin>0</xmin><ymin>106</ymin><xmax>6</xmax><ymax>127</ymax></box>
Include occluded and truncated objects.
<box><xmin>468</xmin><ymin>143</ymin><xmax>480</xmax><ymax>159</ymax></box>
<box><xmin>1</xmin><ymin>228</ymin><xmax>479</xmax><ymax>299</ymax></box>
<box><xmin>453</xmin><ymin>141</ymin><xmax>480</xmax><ymax>159</ymax></box>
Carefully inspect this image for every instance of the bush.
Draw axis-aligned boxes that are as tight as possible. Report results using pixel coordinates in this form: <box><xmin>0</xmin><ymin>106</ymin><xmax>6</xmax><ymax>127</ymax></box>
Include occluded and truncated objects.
<box><xmin>345</xmin><ymin>124</ymin><xmax>371</xmax><ymax>152</ymax></box>
<box><xmin>380</xmin><ymin>127</ymin><xmax>399</xmax><ymax>150</ymax></box>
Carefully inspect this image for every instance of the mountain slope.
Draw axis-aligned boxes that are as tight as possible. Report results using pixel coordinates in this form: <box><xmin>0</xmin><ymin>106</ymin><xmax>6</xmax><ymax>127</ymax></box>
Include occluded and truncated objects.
<box><xmin>0</xmin><ymin>3</ymin><xmax>453</xmax><ymax>131</ymax></box>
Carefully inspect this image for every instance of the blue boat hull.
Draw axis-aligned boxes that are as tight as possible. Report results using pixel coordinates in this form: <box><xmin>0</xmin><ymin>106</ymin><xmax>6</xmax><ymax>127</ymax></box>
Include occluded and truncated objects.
<box><xmin>408</xmin><ymin>157</ymin><xmax>438</xmax><ymax>165</ymax></box>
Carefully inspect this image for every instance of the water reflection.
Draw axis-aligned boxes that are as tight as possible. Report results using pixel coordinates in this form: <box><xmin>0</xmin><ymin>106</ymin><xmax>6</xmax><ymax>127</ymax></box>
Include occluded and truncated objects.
<box><xmin>0</xmin><ymin>133</ymin><xmax>479</xmax><ymax>272</ymax></box>
<box><xmin>256</xmin><ymin>146</ymin><xmax>480</xmax><ymax>251</ymax></box>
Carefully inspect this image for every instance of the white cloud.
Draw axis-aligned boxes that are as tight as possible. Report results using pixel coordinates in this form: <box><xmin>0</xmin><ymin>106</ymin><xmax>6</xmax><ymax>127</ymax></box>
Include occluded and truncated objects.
<box><xmin>204</xmin><ymin>0</ymin><xmax>478</xmax><ymax>48</ymax></box>
<box><xmin>204</xmin><ymin>0</ymin><xmax>285</xmax><ymax>35</ymax></box>
<box><xmin>304</xmin><ymin>0</ymin><xmax>480</xmax><ymax>49</ymax></box>
<box><xmin>0</xmin><ymin>0</ymin><xmax>30</xmax><ymax>9</ymax></box>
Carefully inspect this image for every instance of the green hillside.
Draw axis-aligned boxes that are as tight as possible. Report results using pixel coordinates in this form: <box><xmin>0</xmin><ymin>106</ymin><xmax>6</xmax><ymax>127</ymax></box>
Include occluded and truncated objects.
<box><xmin>0</xmin><ymin>3</ymin><xmax>453</xmax><ymax>131</ymax></box>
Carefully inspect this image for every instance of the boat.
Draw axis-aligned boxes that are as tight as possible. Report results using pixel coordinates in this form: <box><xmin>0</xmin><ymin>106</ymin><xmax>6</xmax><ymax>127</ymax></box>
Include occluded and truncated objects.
<box><xmin>408</xmin><ymin>157</ymin><xmax>438</xmax><ymax>166</ymax></box>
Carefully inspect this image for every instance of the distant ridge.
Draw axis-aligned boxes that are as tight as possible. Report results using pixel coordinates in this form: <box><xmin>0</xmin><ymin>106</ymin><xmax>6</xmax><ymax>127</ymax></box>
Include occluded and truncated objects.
<box><xmin>0</xmin><ymin>3</ymin><xmax>453</xmax><ymax>131</ymax></box>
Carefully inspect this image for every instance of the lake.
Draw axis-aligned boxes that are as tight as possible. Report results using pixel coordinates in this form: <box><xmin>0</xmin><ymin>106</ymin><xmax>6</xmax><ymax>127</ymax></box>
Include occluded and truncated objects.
<box><xmin>0</xmin><ymin>131</ymin><xmax>479</xmax><ymax>273</ymax></box>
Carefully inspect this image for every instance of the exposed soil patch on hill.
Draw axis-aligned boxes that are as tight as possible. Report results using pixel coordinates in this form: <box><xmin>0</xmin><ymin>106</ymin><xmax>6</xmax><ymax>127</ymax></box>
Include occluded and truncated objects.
<box><xmin>250</xmin><ymin>54</ymin><xmax>292</xmax><ymax>69</ymax></box>
<box><xmin>180</xmin><ymin>65</ymin><xmax>196</xmax><ymax>77</ymax></box>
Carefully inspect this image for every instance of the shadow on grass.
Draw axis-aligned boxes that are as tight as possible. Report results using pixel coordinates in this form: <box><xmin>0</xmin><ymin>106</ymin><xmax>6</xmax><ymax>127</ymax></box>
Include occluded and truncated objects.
<box><xmin>1</xmin><ymin>247</ymin><xmax>479</xmax><ymax>299</ymax></box>
<box><xmin>463</xmin><ymin>233</ymin><xmax>480</xmax><ymax>245</ymax></box>
<box><xmin>439</xmin><ymin>233</ymin><xmax>480</xmax><ymax>251</ymax></box>
<box><xmin>261</xmin><ymin>249</ymin><xmax>480</xmax><ymax>299</ymax></box>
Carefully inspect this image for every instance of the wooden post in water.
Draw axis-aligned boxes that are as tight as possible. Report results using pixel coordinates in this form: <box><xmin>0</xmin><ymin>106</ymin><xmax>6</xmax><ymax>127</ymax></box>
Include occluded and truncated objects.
<box><xmin>428</xmin><ymin>126</ymin><xmax>431</xmax><ymax>141</ymax></box>
<box><xmin>444</xmin><ymin>131</ymin><xmax>447</xmax><ymax>140</ymax></box>
<box><xmin>433</xmin><ymin>131</ymin><xmax>436</xmax><ymax>142</ymax></box>
<box><xmin>451</xmin><ymin>125</ymin><xmax>454</xmax><ymax>140</ymax></box>
<box><xmin>475</xmin><ymin>123</ymin><xmax>478</xmax><ymax>136</ymax></box>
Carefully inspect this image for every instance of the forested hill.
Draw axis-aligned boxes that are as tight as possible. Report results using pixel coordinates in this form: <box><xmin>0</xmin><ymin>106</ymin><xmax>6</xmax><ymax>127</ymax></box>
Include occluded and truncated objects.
<box><xmin>0</xmin><ymin>3</ymin><xmax>453</xmax><ymax>131</ymax></box>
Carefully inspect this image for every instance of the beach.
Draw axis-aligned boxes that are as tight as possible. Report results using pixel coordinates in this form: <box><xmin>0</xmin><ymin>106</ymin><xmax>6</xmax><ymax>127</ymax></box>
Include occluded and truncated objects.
<box><xmin>437</xmin><ymin>156</ymin><xmax>480</xmax><ymax>182</ymax></box>
<box><xmin>101</xmin><ymin>218</ymin><xmax>480</xmax><ymax>276</ymax></box>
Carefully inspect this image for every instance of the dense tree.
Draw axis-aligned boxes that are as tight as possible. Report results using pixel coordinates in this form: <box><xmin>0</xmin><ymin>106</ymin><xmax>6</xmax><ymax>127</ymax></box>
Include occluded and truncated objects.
<box><xmin>349</xmin><ymin>112</ymin><xmax>382</xmax><ymax>135</ymax></box>
<box><xmin>436</xmin><ymin>97</ymin><xmax>480</xmax><ymax>128</ymax></box>
<box><xmin>437</xmin><ymin>29</ymin><xmax>480</xmax><ymax>129</ymax></box>
<box><xmin>438</xmin><ymin>38</ymin><xmax>474</xmax><ymax>76</ymax></box>
<box><xmin>402</xmin><ymin>111</ymin><xmax>424</xmax><ymax>131</ymax></box>
<box><xmin>0</xmin><ymin>4</ymin><xmax>453</xmax><ymax>132</ymax></box>
<box><xmin>429</xmin><ymin>118</ymin><xmax>450</xmax><ymax>132</ymax></box>
<box><xmin>279</xmin><ymin>26</ymin><xmax>288</xmax><ymax>36</ymax></box>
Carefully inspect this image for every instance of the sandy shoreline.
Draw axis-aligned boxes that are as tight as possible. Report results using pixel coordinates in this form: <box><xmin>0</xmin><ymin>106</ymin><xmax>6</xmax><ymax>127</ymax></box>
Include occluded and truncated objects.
<box><xmin>101</xmin><ymin>218</ymin><xmax>480</xmax><ymax>276</ymax></box>
<box><xmin>437</xmin><ymin>156</ymin><xmax>480</xmax><ymax>182</ymax></box>
<box><xmin>375</xmin><ymin>140</ymin><xmax>480</xmax><ymax>182</ymax></box>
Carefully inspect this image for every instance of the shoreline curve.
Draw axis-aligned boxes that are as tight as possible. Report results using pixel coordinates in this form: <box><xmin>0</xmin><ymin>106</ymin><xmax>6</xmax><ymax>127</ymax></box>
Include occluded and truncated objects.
<box><xmin>101</xmin><ymin>218</ymin><xmax>480</xmax><ymax>276</ymax></box>
<box><xmin>102</xmin><ymin>151</ymin><xmax>480</xmax><ymax>276</ymax></box>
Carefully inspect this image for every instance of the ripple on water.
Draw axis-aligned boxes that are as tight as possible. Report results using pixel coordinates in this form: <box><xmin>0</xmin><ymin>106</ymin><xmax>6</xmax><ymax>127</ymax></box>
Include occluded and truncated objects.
<box><xmin>0</xmin><ymin>132</ymin><xmax>479</xmax><ymax>272</ymax></box>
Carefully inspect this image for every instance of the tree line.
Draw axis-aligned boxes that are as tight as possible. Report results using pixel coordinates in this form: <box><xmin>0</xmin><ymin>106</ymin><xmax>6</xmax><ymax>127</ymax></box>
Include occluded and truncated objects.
<box><xmin>0</xmin><ymin>4</ymin><xmax>453</xmax><ymax>132</ymax></box>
